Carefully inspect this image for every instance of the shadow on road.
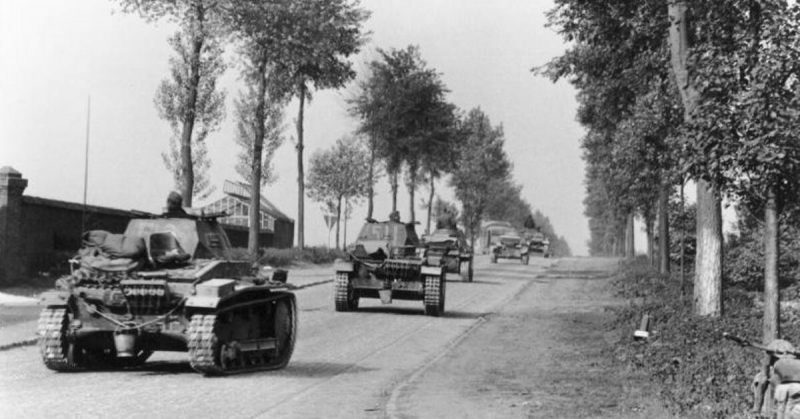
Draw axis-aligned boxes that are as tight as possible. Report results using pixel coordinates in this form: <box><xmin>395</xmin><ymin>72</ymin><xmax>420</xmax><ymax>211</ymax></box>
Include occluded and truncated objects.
<box><xmin>446</xmin><ymin>279</ymin><xmax>502</xmax><ymax>286</ymax></box>
<box><xmin>129</xmin><ymin>360</ymin><xmax>375</xmax><ymax>378</ymax></box>
<box><xmin>443</xmin><ymin>310</ymin><xmax>487</xmax><ymax>320</ymax></box>
<box><xmin>284</xmin><ymin>361</ymin><xmax>374</xmax><ymax>377</ymax></box>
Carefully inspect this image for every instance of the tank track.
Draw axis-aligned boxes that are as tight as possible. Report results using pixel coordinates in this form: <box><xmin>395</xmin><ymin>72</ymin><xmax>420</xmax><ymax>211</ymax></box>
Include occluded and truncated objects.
<box><xmin>334</xmin><ymin>272</ymin><xmax>358</xmax><ymax>311</ymax></box>
<box><xmin>38</xmin><ymin>307</ymin><xmax>83</xmax><ymax>372</ymax></box>
<box><xmin>187</xmin><ymin>294</ymin><xmax>297</xmax><ymax>375</ymax></box>
<box><xmin>424</xmin><ymin>274</ymin><xmax>445</xmax><ymax>317</ymax></box>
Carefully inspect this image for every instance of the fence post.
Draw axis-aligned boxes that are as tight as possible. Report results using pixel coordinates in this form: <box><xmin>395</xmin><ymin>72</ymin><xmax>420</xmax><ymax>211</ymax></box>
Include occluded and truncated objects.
<box><xmin>0</xmin><ymin>166</ymin><xmax>28</xmax><ymax>285</ymax></box>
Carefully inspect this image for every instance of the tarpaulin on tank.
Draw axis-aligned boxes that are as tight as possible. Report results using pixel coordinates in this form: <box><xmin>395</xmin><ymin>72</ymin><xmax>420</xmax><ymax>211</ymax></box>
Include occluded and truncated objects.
<box><xmin>82</xmin><ymin>230</ymin><xmax>146</xmax><ymax>258</ymax></box>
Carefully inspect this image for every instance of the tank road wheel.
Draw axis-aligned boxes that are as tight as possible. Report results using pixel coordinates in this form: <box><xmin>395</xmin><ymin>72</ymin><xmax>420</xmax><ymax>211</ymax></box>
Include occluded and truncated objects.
<box><xmin>522</xmin><ymin>254</ymin><xmax>530</xmax><ymax>265</ymax></box>
<box><xmin>334</xmin><ymin>272</ymin><xmax>359</xmax><ymax>312</ymax></box>
<box><xmin>38</xmin><ymin>307</ymin><xmax>86</xmax><ymax>372</ymax></box>
<box><xmin>424</xmin><ymin>273</ymin><xmax>446</xmax><ymax>317</ymax></box>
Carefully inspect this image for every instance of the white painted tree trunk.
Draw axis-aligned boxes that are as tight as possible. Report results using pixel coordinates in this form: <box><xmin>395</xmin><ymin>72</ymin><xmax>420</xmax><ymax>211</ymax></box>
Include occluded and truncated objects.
<box><xmin>668</xmin><ymin>1</ymin><xmax>723</xmax><ymax>316</ymax></box>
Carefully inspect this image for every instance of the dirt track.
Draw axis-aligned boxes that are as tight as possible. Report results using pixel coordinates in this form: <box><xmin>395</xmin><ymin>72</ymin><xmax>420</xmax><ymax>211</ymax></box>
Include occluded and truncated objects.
<box><xmin>0</xmin><ymin>256</ymin><xmax>672</xmax><ymax>418</ymax></box>
<box><xmin>391</xmin><ymin>257</ymin><xmax>673</xmax><ymax>418</ymax></box>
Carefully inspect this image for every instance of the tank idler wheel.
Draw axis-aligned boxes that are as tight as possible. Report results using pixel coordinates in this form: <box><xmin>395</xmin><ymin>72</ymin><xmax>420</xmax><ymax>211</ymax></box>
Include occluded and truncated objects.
<box><xmin>271</xmin><ymin>297</ymin><xmax>297</xmax><ymax>370</ymax></box>
<box><xmin>38</xmin><ymin>307</ymin><xmax>87</xmax><ymax>372</ymax></box>
<box><xmin>424</xmin><ymin>273</ymin><xmax>446</xmax><ymax>317</ymax></box>
<box><xmin>334</xmin><ymin>272</ymin><xmax>359</xmax><ymax>312</ymax></box>
<box><xmin>522</xmin><ymin>254</ymin><xmax>530</xmax><ymax>265</ymax></box>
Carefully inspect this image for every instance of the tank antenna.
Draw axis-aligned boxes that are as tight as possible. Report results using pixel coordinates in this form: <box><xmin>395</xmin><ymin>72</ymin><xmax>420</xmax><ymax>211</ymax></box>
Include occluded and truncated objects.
<box><xmin>81</xmin><ymin>96</ymin><xmax>91</xmax><ymax>237</ymax></box>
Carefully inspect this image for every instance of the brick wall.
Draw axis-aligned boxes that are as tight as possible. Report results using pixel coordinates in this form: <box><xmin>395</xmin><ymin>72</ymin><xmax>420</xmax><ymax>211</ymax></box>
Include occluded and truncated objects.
<box><xmin>0</xmin><ymin>167</ymin><xmax>293</xmax><ymax>285</ymax></box>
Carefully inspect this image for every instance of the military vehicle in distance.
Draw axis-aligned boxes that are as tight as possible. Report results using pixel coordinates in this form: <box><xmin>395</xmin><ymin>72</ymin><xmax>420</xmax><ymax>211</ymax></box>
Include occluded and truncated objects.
<box><xmin>524</xmin><ymin>230</ymin><xmax>550</xmax><ymax>258</ymax></box>
<box><xmin>490</xmin><ymin>230</ymin><xmax>530</xmax><ymax>265</ymax></box>
<box><xmin>333</xmin><ymin>218</ymin><xmax>446</xmax><ymax>316</ymax></box>
<box><xmin>38</xmin><ymin>212</ymin><xmax>296</xmax><ymax>375</ymax></box>
<box><xmin>422</xmin><ymin>228</ymin><xmax>473</xmax><ymax>282</ymax></box>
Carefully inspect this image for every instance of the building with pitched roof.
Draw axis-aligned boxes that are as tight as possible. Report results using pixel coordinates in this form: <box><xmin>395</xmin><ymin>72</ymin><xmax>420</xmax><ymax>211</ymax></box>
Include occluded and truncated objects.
<box><xmin>201</xmin><ymin>180</ymin><xmax>294</xmax><ymax>249</ymax></box>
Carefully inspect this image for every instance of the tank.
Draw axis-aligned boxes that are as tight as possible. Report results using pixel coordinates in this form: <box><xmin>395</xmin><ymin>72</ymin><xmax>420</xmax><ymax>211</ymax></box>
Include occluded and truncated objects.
<box><xmin>333</xmin><ymin>218</ymin><xmax>445</xmax><ymax>316</ymax></box>
<box><xmin>523</xmin><ymin>230</ymin><xmax>550</xmax><ymax>258</ymax></box>
<box><xmin>422</xmin><ymin>228</ymin><xmax>473</xmax><ymax>282</ymax></box>
<box><xmin>37</xmin><ymin>213</ymin><xmax>296</xmax><ymax>375</ymax></box>
<box><xmin>490</xmin><ymin>230</ymin><xmax>530</xmax><ymax>265</ymax></box>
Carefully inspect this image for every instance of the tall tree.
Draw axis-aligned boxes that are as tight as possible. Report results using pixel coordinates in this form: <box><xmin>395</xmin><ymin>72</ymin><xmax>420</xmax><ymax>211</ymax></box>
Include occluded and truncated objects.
<box><xmin>156</xmin><ymin>30</ymin><xmax>226</xmax><ymax>203</ymax></box>
<box><xmin>266</xmin><ymin>0</ymin><xmax>368</xmax><ymax>249</ymax></box>
<box><xmin>667</xmin><ymin>0</ymin><xmax>723</xmax><ymax>317</ymax></box>
<box><xmin>233</xmin><ymin>85</ymin><xmax>286</xmax><ymax>188</ymax></box>
<box><xmin>351</xmin><ymin>46</ymin><xmax>454</xmax><ymax>221</ymax></box>
<box><xmin>450</xmin><ymin>108</ymin><xmax>511</xmax><ymax>249</ymax></box>
<box><xmin>306</xmin><ymin>136</ymin><xmax>370</xmax><ymax>249</ymax></box>
<box><xmin>115</xmin><ymin>0</ymin><xmax>226</xmax><ymax>206</ymax></box>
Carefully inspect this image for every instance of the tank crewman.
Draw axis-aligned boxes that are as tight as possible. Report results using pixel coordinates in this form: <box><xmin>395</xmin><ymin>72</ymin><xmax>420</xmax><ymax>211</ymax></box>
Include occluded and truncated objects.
<box><xmin>389</xmin><ymin>211</ymin><xmax>401</xmax><ymax>222</ymax></box>
<box><xmin>164</xmin><ymin>191</ymin><xmax>189</xmax><ymax>217</ymax></box>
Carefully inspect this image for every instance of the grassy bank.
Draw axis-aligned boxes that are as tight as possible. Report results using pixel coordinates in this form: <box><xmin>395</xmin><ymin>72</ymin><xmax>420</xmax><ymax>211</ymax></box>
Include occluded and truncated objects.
<box><xmin>608</xmin><ymin>257</ymin><xmax>800</xmax><ymax>418</ymax></box>
<box><xmin>231</xmin><ymin>246</ymin><xmax>346</xmax><ymax>268</ymax></box>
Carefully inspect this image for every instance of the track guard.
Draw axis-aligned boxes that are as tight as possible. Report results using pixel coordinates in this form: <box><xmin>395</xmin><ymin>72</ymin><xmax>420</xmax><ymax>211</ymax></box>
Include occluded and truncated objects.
<box><xmin>39</xmin><ymin>290</ymin><xmax>70</xmax><ymax>307</ymax></box>
<box><xmin>333</xmin><ymin>259</ymin><xmax>355</xmax><ymax>273</ymax></box>
<box><xmin>421</xmin><ymin>265</ymin><xmax>444</xmax><ymax>276</ymax></box>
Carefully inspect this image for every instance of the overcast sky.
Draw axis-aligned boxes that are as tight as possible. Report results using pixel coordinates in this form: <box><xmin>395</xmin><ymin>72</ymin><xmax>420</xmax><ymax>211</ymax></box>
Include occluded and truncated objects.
<box><xmin>0</xmin><ymin>0</ymin><xmax>589</xmax><ymax>254</ymax></box>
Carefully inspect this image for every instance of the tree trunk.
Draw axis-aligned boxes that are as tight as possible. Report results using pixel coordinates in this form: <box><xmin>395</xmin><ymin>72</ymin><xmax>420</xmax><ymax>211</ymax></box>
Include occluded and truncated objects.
<box><xmin>179</xmin><ymin>13</ymin><xmax>206</xmax><ymax>207</ymax></box>
<box><xmin>658</xmin><ymin>181</ymin><xmax>671</xmax><ymax>274</ymax></box>
<box><xmin>390</xmin><ymin>171</ymin><xmax>398</xmax><ymax>214</ymax></box>
<box><xmin>426</xmin><ymin>175</ymin><xmax>435</xmax><ymax>235</ymax></box>
<box><xmin>367</xmin><ymin>136</ymin><xmax>376</xmax><ymax>220</ymax></box>
<box><xmin>335</xmin><ymin>195</ymin><xmax>342</xmax><ymax>250</ymax></box>
<box><xmin>408</xmin><ymin>169</ymin><xmax>416</xmax><ymax>223</ymax></box>
<box><xmin>248</xmin><ymin>51</ymin><xmax>268</xmax><ymax>260</ymax></box>
<box><xmin>694</xmin><ymin>180</ymin><xmax>723</xmax><ymax>316</ymax></box>
<box><xmin>680</xmin><ymin>180</ymin><xmax>686</xmax><ymax>296</ymax></box>
<box><xmin>669</xmin><ymin>1</ymin><xmax>722</xmax><ymax>316</ymax></box>
<box><xmin>764</xmin><ymin>187</ymin><xmax>779</xmax><ymax>342</ymax></box>
<box><xmin>343</xmin><ymin>198</ymin><xmax>348</xmax><ymax>248</ymax></box>
<box><xmin>645</xmin><ymin>214</ymin><xmax>654</xmax><ymax>266</ymax></box>
<box><xmin>296</xmin><ymin>81</ymin><xmax>306</xmax><ymax>249</ymax></box>
<box><xmin>625</xmin><ymin>212</ymin><xmax>635</xmax><ymax>259</ymax></box>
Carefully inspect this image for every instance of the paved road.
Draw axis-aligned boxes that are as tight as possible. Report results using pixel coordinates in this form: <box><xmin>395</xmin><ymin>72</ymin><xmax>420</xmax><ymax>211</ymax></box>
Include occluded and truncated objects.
<box><xmin>0</xmin><ymin>256</ymin><xmax>552</xmax><ymax>418</ymax></box>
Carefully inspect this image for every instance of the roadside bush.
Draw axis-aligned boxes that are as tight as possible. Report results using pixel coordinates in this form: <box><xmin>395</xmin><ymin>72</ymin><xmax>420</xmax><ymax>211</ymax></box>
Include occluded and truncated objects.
<box><xmin>724</xmin><ymin>216</ymin><xmax>800</xmax><ymax>291</ymax></box>
<box><xmin>609</xmin><ymin>258</ymin><xmax>800</xmax><ymax>418</ymax></box>
<box><xmin>230</xmin><ymin>246</ymin><xmax>345</xmax><ymax>267</ymax></box>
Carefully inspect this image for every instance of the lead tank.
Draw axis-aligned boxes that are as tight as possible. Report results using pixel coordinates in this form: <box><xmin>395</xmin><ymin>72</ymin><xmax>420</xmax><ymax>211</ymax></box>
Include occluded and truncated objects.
<box><xmin>38</xmin><ymin>213</ymin><xmax>296</xmax><ymax>375</ymax></box>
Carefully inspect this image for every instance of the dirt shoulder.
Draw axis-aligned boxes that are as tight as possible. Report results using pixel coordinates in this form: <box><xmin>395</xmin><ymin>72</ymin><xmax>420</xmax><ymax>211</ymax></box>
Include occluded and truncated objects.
<box><xmin>389</xmin><ymin>257</ymin><xmax>674</xmax><ymax>419</ymax></box>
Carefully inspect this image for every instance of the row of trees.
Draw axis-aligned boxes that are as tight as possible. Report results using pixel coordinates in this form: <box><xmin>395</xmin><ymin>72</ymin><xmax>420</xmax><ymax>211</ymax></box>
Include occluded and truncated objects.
<box><xmin>542</xmin><ymin>0</ymin><xmax>800</xmax><ymax>342</ymax></box>
<box><xmin>307</xmin><ymin>45</ymin><xmax>570</xmax><ymax>255</ymax></box>
<box><xmin>114</xmin><ymin>0</ymin><xmax>370</xmax><ymax>255</ymax></box>
<box><xmin>114</xmin><ymin>0</ymin><xmax>570</xmax><ymax>258</ymax></box>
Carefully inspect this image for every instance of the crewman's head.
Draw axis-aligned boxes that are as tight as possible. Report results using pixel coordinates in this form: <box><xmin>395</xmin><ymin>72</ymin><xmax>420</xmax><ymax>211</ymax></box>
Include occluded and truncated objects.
<box><xmin>167</xmin><ymin>191</ymin><xmax>183</xmax><ymax>209</ymax></box>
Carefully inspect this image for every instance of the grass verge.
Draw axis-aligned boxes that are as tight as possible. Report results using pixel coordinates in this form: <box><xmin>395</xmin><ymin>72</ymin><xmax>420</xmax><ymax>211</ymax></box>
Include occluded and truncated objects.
<box><xmin>608</xmin><ymin>257</ymin><xmax>800</xmax><ymax>418</ymax></box>
<box><xmin>230</xmin><ymin>246</ymin><xmax>346</xmax><ymax>268</ymax></box>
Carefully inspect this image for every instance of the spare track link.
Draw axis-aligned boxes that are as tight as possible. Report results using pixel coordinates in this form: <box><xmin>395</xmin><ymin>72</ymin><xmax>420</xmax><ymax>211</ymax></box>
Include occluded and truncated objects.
<box><xmin>187</xmin><ymin>294</ymin><xmax>297</xmax><ymax>376</ymax></box>
<box><xmin>38</xmin><ymin>307</ymin><xmax>82</xmax><ymax>372</ymax></box>
<box><xmin>334</xmin><ymin>272</ymin><xmax>357</xmax><ymax>311</ymax></box>
<box><xmin>424</xmin><ymin>274</ymin><xmax>445</xmax><ymax>317</ymax></box>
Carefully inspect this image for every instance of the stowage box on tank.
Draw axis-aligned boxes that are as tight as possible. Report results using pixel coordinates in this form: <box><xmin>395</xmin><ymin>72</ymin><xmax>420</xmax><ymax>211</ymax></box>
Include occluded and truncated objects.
<box><xmin>37</xmin><ymin>212</ymin><xmax>296</xmax><ymax>375</ymax></box>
